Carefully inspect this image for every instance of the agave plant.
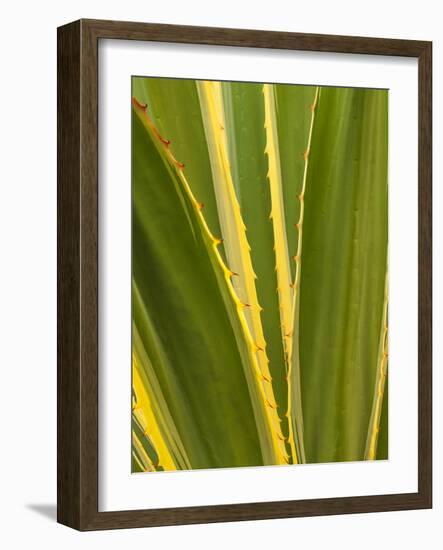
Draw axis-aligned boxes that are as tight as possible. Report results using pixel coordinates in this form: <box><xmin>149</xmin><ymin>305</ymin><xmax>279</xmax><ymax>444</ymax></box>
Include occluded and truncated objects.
<box><xmin>131</xmin><ymin>77</ymin><xmax>388</xmax><ymax>473</ymax></box>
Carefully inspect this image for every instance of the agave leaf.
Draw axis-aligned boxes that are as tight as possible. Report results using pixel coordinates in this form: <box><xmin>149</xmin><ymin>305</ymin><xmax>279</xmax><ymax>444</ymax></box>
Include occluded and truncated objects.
<box><xmin>220</xmin><ymin>81</ymin><xmax>291</xmax><ymax>455</ymax></box>
<box><xmin>275</xmin><ymin>84</ymin><xmax>320</xmax><ymax>280</ymax></box>
<box><xmin>262</xmin><ymin>83</ymin><xmax>307</xmax><ymax>463</ymax></box>
<box><xmin>365</xmin><ymin>269</ymin><xmax>389</xmax><ymax>459</ymax></box>
<box><xmin>196</xmin><ymin>80</ymin><xmax>288</xmax><ymax>465</ymax></box>
<box><xmin>299</xmin><ymin>87</ymin><xmax>388</xmax><ymax>463</ymax></box>
<box><xmin>132</xmin><ymin>77</ymin><xmax>389</xmax><ymax>470</ymax></box>
<box><xmin>376</xmin><ymin>374</ymin><xmax>389</xmax><ymax>459</ymax></box>
<box><xmin>132</xmin><ymin>77</ymin><xmax>223</xmax><ymax>250</ymax></box>
<box><xmin>132</xmin><ymin>98</ymin><xmax>291</xmax><ymax>468</ymax></box>
<box><xmin>262</xmin><ymin>84</ymin><xmax>294</xmax><ymax>361</ymax></box>
<box><xmin>132</xmin><ymin>312</ymin><xmax>191</xmax><ymax>470</ymax></box>
<box><xmin>271</xmin><ymin>84</ymin><xmax>320</xmax><ymax>464</ymax></box>
<box><xmin>132</xmin><ymin>101</ymin><xmax>269</xmax><ymax>468</ymax></box>
<box><xmin>132</xmin><ymin>423</ymin><xmax>157</xmax><ymax>472</ymax></box>
<box><xmin>284</xmin><ymin>86</ymin><xmax>320</xmax><ymax>465</ymax></box>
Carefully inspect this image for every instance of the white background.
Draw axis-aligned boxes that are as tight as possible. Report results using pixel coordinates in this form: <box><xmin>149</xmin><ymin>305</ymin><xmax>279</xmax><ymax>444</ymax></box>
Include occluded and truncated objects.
<box><xmin>100</xmin><ymin>41</ymin><xmax>418</xmax><ymax>511</ymax></box>
<box><xmin>0</xmin><ymin>0</ymin><xmax>441</xmax><ymax>548</ymax></box>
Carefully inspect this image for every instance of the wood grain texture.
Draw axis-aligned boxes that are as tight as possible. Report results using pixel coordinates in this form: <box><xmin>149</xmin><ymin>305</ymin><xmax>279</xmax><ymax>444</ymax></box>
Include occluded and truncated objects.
<box><xmin>83</xmin><ymin>18</ymin><xmax>428</xmax><ymax>56</ymax></box>
<box><xmin>417</xmin><ymin>42</ymin><xmax>432</xmax><ymax>505</ymax></box>
<box><xmin>57</xmin><ymin>19</ymin><xmax>432</xmax><ymax>531</ymax></box>
<box><xmin>57</xmin><ymin>20</ymin><xmax>81</xmax><ymax>528</ymax></box>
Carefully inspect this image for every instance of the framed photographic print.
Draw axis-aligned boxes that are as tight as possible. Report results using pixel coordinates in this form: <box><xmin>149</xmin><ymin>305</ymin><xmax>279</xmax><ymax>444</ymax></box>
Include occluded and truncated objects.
<box><xmin>57</xmin><ymin>19</ymin><xmax>432</xmax><ymax>530</ymax></box>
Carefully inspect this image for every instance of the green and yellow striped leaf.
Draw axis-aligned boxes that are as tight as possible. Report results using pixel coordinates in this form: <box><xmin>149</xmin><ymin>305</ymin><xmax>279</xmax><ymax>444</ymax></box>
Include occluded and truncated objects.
<box><xmin>131</xmin><ymin>77</ymin><xmax>389</xmax><ymax>471</ymax></box>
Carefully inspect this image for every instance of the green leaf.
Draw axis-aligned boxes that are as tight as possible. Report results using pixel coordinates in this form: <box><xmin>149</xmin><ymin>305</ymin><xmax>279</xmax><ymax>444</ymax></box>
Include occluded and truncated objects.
<box><xmin>299</xmin><ymin>87</ymin><xmax>388</xmax><ymax>463</ymax></box>
<box><xmin>376</xmin><ymin>376</ymin><xmax>389</xmax><ymax>460</ymax></box>
<box><xmin>132</xmin><ymin>316</ymin><xmax>191</xmax><ymax>470</ymax></box>
<box><xmin>365</xmin><ymin>269</ymin><xmax>389</xmax><ymax>460</ymax></box>
<box><xmin>132</xmin><ymin>103</ymin><xmax>271</xmax><ymax>468</ymax></box>
<box><xmin>275</xmin><ymin>84</ymin><xmax>319</xmax><ymax>280</ymax></box>
<box><xmin>131</xmin><ymin>78</ymin><xmax>389</xmax><ymax>470</ymax></box>
<box><xmin>196</xmin><ymin>80</ymin><xmax>288</xmax><ymax>464</ymax></box>
<box><xmin>132</xmin><ymin>77</ymin><xmax>223</xmax><ymax>251</ymax></box>
<box><xmin>221</xmin><ymin>81</ymin><xmax>298</xmax><ymax>462</ymax></box>
<box><xmin>221</xmin><ymin>83</ymin><xmax>287</xmax><ymax>414</ymax></box>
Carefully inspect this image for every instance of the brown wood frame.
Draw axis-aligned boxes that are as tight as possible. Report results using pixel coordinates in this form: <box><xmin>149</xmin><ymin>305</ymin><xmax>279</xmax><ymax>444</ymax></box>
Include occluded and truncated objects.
<box><xmin>57</xmin><ymin>18</ymin><xmax>432</xmax><ymax>531</ymax></box>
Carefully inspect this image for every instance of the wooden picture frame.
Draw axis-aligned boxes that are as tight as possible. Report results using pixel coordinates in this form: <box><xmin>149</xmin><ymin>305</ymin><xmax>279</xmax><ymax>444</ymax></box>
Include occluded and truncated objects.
<box><xmin>57</xmin><ymin>18</ymin><xmax>432</xmax><ymax>530</ymax></box>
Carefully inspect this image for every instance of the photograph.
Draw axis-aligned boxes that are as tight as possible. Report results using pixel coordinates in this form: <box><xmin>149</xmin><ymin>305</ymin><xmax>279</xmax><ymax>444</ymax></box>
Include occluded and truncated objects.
<box><xmin>54</xmin><ymin>20</ymin><xmax>433</xmax><ymax>527</ymax></box>
<box><xmin>0</xmin><ymin>1</ymin><xmax>433</xmax><ymax>541</ymax></box>
<box><xmin>131</xmin><ymin>77</ymin><xmax>389</xmax><ymax>473</ymax></box>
